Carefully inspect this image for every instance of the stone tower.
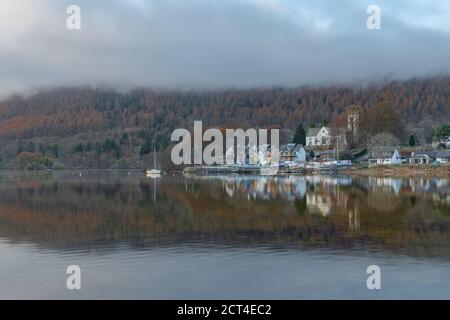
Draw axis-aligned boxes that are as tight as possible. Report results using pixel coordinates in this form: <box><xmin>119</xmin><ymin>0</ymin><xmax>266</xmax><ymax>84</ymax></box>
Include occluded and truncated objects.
<box><xmin>346</xmin><ymin>104</ymin><xmax>361</xmax><ymax>140</ymax></box>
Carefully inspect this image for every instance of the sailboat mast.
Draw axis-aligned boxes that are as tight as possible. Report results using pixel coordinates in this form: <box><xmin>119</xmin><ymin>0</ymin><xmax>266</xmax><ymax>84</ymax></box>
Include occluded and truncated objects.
<box><xmin>153</xmin><ymin>147</ymin><xmax>156</xmax><ymax>169</ymax></box>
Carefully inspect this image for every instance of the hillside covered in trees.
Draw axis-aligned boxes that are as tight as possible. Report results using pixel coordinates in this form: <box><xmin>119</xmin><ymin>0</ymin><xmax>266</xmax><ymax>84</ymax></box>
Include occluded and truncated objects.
<box><xmin>0</xmin><ymin>76</ymin><xmax>448</xmax><ymax>169</ymax></box>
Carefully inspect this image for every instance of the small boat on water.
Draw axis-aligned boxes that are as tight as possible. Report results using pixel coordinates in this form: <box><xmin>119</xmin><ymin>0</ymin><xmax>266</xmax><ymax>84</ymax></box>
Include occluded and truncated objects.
<box><xmin>146</xmin><ymin>148</ymin><xmax>161</xmax><ymax>177</ymax></box>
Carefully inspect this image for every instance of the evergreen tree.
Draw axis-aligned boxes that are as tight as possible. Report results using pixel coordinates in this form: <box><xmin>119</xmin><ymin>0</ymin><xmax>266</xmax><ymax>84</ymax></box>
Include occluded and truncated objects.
<box><xmin>27</xmin><ymin>141</ymin><xmax>35</xmax><ymax>153</ymax></box>
<box><xmin>139</xmin><ymin>138</ymin><xmax>152</xmax><ymax>156</ymax></box>
<box><xmin>432</xmin><ymin>124</ymin><xmax>450</xmax><ymax>139</ymax></box>
<box><xmin>49</xmin><ymin>144</ymin><xmax>59</xmax><ymax>158</ymax></box>
<box><xmin>293</xmin><ymin>123</ymin><xmax>306</xmax><ymax>145</ymax></box>
<box><xmin>408</xmin><ymin>134</ymin><xmax>416</xmax><ymax>147</ymax></box>
<box><xmin>74</xmin><ymin>143</ymin><xmax>84</xmax><ymax>154</ymax></box>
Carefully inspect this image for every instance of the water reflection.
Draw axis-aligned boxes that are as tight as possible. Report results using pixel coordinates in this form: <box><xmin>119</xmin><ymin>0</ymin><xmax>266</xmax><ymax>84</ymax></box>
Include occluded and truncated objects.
<box><xmin>0</xmin><ymin>171</ymin><xmax>449</xmax><ymax>259</ymax></box>
<box><xmin>1</xmin><ymin>171</ymin><xmax>450</xmax><ymax>299</ymax></box>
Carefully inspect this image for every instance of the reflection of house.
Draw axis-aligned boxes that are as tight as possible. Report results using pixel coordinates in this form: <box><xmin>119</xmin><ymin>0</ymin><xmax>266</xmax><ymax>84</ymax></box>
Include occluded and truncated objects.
<box><xmin>368</xmin><ymin>177</ymin><xmax>402</xmax><ymax>194</ymax></box>
<box><xmin>348</xmin><ymin>208</ymin><xmax>360</xmax><ymax>231</ymax></box>
<box><xmin>409</xmin><ymin>151</ymin><xmax>436</xmax><ymax>164</ymax></box>
<box><xmin>368</xmin><ymin>149</ymin><xmax>402</xmax><ymax>166</ymax></box>
<box><xmin>219</xmin><ymin>176</ymin><xmax>311</xmax><ymax>200</ymax></box>
<box><xmin>306</xmin><ymin>127</ymin><xmax>330</xmax><ymax>147</ymax></box>
<box><xmin>280</xmin><ymin>144</ymin><xmax>306</xmax><ymax>162</ymax></box>
<box><xmin>436</xmin><ymin>151</ymin><xmax>450</xmax><ymax>164</ymax></box>
<box><xmin>306</xmin><ymin>193</ymin><xmax>332</xmax><ymax>216</ymax></box>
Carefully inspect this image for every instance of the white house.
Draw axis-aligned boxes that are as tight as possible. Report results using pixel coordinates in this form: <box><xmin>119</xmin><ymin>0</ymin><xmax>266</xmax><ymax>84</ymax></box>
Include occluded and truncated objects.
<box><xmin>306</xmin><ymin>127</ymin><xmax>331</xmax><ymax>147</ymax></box>
<box><xmin>409</xmin><ymin>151</ymin><xmax>436</xmax><ymax>164</ymax></box>
<box><xmin>368</xmin><ymin>149</ymin><xmax>402</xmax><ymax>166</ymax></box>
<box><xmin>436</xmin><ymin>151</ymin><xmax>450</xmax><ymax>164</ymax></box>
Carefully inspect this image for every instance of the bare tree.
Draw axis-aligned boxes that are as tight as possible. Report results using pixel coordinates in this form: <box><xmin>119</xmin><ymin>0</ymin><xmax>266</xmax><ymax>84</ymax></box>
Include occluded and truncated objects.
<box><xmin>367</xmin><ymin>132</ymin><xmax>400</xmax><ymax>155</ymax></box>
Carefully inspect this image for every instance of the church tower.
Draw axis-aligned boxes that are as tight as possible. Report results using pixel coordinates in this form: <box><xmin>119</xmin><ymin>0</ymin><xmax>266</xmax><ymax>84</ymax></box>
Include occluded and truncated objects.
<box><xmin>346</xmin><ymin>104</ymin><xmax>361</xmax><ymax>141</ymax></box>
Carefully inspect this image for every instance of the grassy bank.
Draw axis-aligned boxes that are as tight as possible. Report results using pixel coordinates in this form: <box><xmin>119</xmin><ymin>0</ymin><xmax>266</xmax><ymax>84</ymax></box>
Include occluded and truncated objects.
<box><xmin>342</xmin><ymin>164</ymin><xmax>450</xmax><ymax>178</ymax></box>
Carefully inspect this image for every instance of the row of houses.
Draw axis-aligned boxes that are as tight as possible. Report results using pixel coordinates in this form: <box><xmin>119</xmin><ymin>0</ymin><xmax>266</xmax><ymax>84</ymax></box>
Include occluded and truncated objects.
<box><xmin>230</xmin><ymin>143</ymin><xmax>328</xmax><ymax>166</ymax></box>
<box><xmin>368</xmin><ymin>149</ymin><xmax>450</xmax><ymax>166</ymax></box>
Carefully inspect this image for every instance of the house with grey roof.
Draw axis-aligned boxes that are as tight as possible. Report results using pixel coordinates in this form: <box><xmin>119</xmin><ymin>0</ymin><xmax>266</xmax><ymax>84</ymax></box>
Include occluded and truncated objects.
<box><xmin>280</xmin><ymin>144</ymin><xmax>306</xmax><ymax>163</ymax></box>
<box><xmin>306</xmin><ymin>126</ymin><xmax>330</xmax><ymax>147</ymax></box>
<box><xmin>436</xmin><ymin>150</ymin><xmax>450</xmax><ymax>164</ymax></box>
<box><xmin>409</xmin><ymin>151</ymin><xmax>437</xmax><ymax>164</ymax></box>
<box><xmin>368</xmin><ymin>148</ymin><xmax>402</xmax><ymax>166</ymax></box>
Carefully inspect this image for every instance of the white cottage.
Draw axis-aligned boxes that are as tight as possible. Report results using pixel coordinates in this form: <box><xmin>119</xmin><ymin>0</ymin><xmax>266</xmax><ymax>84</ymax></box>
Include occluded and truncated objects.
<box><xmin>436</xmin><ymin>151</ymin><xmax>450</xmax><ymax>164</ymax></box>
<box><xmin>368</xmin><ymin>149</ymin><xmax>402</xmax><ymax>166</ymax></box>
<box><xmin>409</xmin><ymin>151</ymin><xmax>436</xmax><ymax>164</ymax></box>
<box><xmin>306</xmin><ymin>126</ymin><xmax>331</xmax><ymax>147</ymax></box>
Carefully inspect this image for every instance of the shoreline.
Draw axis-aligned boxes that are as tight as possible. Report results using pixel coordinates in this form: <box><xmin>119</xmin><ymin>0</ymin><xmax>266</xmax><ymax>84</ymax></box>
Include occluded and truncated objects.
<box><xmin>182</xmin><ymin>163</ymin><xmax>450</xmax><ymax>178</ymax></box>
<box><xmin>1</xmin><ymin>164</ymin><xmax>450</xmax><ymax>179</ymax></box>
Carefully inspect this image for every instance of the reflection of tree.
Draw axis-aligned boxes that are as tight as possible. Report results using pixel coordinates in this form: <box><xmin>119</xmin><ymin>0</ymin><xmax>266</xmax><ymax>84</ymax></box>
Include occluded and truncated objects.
<box><xmin>0</xmin><ymin>172</ymin><xmax>449</xmax><ymax>258</ymax></box>
<box><xmin>433</xmin><ymin>195</ymin><xmax>450</xmax><ymax>218</ymax></box>
<box><xmin>294</xmin><ymin>197</ymin><xmax>307</xmax><ymax>215</ymax></box>
<box><xmin>367</xmin><ymin>192</ymin><xmax>403</xmax><ymax>212</ymax></box>
<box><xmin>410</xmin><ymin>196</ymin><xmax>418</xmax><ymax>207</ymax></box>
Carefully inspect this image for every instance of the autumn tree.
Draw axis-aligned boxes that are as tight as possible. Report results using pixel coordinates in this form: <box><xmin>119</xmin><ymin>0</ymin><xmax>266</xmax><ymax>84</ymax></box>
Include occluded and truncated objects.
<box><xmin>16</xmin><ymin>152</ymin><xmax>53</xmax><ymax>170</ymax></box>
<box><xmin>360</xmin><ymin>99</ymin><xmax>406</xmax><ymax>143</ymax></box>
<box><xmin>0</xmin><ymin>76</ymin><xmax>448</xmax><ymax>169</ymax></box>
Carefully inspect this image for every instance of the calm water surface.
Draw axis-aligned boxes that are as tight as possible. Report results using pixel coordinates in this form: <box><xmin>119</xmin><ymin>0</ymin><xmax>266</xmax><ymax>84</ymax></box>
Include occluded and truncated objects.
<box><xmin>0</xmin><ymin>171</ymin><xmax>449</xmax><ymax>299</ymax></box>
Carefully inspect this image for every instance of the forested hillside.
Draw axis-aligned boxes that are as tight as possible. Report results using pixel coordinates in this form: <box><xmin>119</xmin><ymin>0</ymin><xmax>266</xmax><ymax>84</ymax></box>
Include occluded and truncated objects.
<box><xmin>0</xmin><ymin>76</ymin><xmax>448</xmax><ymax>169</ymax></box>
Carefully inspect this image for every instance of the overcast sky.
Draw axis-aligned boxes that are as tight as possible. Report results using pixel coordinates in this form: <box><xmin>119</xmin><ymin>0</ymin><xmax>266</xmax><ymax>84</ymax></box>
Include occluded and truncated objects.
<box><xmin>0</xmin><ymin>0</ymin><xmax>449</xmax><ymax>97</ymax></box>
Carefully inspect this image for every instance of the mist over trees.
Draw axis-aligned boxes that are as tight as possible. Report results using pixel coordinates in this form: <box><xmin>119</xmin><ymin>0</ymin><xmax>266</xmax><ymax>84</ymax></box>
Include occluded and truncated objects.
<box><xmin>0</xmin><ymin>76</ymin><xmax>448</xmax><ymax>168</ymax></box>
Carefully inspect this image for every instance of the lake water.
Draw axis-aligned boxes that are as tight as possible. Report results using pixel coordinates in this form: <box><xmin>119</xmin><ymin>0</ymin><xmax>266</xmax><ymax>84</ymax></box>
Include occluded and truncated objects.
<box><xmin>0</xmin><ymin>171</ymin><xmax>449</xmax><ymax>299</ymax></box>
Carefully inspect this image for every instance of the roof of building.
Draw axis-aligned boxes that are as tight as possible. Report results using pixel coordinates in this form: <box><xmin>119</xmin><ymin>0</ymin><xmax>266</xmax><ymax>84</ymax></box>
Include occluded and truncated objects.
<box><xmin>280</xmin><ymin>144</ymin><xmax>304</xmax><ymax>154</ymax></box>
<box><xmin>436</xmin><ymin>150</ymin><xmax>450</xmax><ymax>158</ymax></box>
<box><xmin>411</xmin><ymin>151</ymin><xmax>437</xmax><ymax>159</ymax></box>
<box><xmin>306</xmin><ymin>128</ymin><xmax>321</xmax><ymax>137</ymax></box>
<box><xmin>399</xmin><ymin>151</ymin><xmax>412</xmax><ymax>158</ymax></box>
<box><xmin>368</xmin><ymin>148</ymin><xmax>399</xmax><ymax>159</ymax></box>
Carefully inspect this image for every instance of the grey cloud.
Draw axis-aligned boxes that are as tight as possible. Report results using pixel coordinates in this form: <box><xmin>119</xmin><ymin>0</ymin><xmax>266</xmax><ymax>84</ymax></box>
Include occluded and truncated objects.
<box><xmin>0</xmin><ymin>0</ymin><xmax>449</xmax><ymax>97</ymax></box>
